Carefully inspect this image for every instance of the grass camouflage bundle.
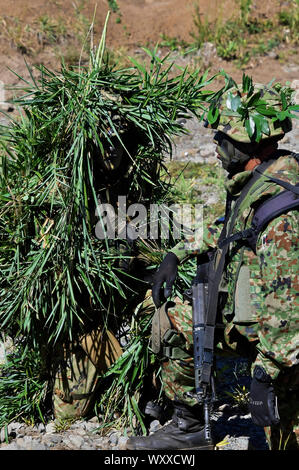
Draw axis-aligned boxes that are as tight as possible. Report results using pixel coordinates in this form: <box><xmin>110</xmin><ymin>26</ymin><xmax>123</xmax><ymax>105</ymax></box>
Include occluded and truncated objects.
<box><xmin>0</xmin><ymin>49</ymin><xmax>215</xmax><ymax>345</ymax></box>
<box><xmin>0</xmin><ymin>346</ymin><xmax>47</xmax><ymax>428</ymax></box>
<box><xmin>0</xmin><ymin>30</ymin><xmax>217</xmax><ymax>426</ymax></box>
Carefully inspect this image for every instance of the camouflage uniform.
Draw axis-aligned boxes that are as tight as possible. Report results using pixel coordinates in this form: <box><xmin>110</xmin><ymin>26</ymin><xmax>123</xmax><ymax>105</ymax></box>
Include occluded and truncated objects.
<box><xmin>161</xmin><ymin>150</ymin><xmax>299</xmax><ymax>449</ymax></box>
<box><xmin>125</xmin><ymin>81</ymin><xmax>299</xmax><ymax>451</ymax></box>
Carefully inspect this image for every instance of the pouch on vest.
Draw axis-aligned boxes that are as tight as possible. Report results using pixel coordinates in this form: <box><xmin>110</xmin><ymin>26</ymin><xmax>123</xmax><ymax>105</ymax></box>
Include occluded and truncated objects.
<box><xmin>150</xmin><ymin>302</ymin><xmax>189</xmax><ymax>360</ymax></box>
<box><xmin>150</xmin><ymin>302</ymin><xmax>173</xmax><ymax>354</ymax></box>
<box><xmin>233</xmin><ymin>265</ymin><xmax>257</xmax><ymax>324</ymax></box>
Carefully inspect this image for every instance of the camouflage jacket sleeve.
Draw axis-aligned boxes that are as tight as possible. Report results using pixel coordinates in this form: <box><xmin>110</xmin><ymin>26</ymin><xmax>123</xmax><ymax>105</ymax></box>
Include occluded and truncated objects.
<box><xmin>253</xmin><ymin>209</ymin><xmax>299</xmax><ymax>379</ymax></box>
<box><xmin>170</xmin><ymin>221</ymin><xmax>222</xmax><ymax>263</ymax></box>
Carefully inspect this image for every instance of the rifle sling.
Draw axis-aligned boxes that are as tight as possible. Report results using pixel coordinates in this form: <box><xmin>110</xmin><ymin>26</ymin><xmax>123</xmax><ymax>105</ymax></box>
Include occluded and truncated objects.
<box><xmin>199</xmin><ymin>157</ymin><xmax>276</xmax><ymax>389</ymax></box>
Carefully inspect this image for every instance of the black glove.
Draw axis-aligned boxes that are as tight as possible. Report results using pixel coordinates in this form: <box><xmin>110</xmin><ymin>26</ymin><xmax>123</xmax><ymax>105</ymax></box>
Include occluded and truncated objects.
<box><xmin>249</xmin><ymin>366</ymin><xmax>280</xmax><ymax>427</ymax></box>
<box><xmin>152</xmin><ymin>252</ymin><xmax>179</xmax><ymax>308</ymax></box>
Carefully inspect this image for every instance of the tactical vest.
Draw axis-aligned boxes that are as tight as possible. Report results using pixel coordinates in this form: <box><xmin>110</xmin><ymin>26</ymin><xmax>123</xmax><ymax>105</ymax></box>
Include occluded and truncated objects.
<box><xmin>219</xmin><ymin>151</ymin><xmax>299</xmax><ymax>325</ymax></box>
<box><xmin>193</xmin><ymin>151</ymin><xmax>299</xmax><ymax>391</ymax></box>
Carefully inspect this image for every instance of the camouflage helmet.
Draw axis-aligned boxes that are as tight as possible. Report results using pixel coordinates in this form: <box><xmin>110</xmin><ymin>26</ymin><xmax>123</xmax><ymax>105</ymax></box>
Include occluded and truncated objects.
<box><xmin>206</xmin><ymin>81</ymin><xmax>293</xmax><ymax>143</ymax></box>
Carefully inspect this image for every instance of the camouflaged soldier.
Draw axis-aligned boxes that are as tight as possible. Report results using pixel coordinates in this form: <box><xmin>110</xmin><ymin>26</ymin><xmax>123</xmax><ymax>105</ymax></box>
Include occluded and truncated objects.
<box><xmin>126</xmin><ymin>81</ymin><xmax>299</xmax><ymax>451</ymax></box>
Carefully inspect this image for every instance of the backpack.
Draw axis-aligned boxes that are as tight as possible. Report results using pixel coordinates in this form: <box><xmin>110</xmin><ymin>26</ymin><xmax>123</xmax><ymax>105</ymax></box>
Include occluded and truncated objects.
<box><xmin>218</xmin><ymin>152</ymin><xmax>299</xmax><ymax>253</ymax></box>
<box><xmin>194</xmin><ymin>152</ymin><xmax>299</xmax><ymax>394</ymax></box>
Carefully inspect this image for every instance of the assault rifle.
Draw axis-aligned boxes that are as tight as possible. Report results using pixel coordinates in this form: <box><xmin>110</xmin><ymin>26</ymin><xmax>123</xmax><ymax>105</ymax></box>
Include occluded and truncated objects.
<box><xmin>184</xmin><ymin>262</ymin><xmax>217</xmax><ymax>444</ymax></box>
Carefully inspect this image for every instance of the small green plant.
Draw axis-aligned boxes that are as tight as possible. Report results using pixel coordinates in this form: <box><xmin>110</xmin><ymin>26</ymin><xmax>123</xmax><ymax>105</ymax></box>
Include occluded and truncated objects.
<box><xmin>54</xmin><ymin>416</ymin><xmax>78</xmax><ymax>432</ymax></box>
<box><xmin>169</xmin><ymin>173</ymin><xmax>198</xmax><ymax>205</ymax></box>
<box><xmin>278</xmin><ymin>0</ymin><xmax>299</xmax><ymax>43</ymax></box>
<box><xmin>165</xmin><ymin>161</ymin><xmax>226</xmax><ymax>227</ymax></box>
<box><xmin>37</xmin><ymin>15</ymin><xmax>67</xmax><ymax>45</ymax></box>
<box><xmin>252</xmin><ymin>37</ymin><xmax>280</xmax><ymax>57</ymax></box>
<box><xmin>0</xmin><ymin>16</ymin><xmax>34</xmax><ymax>55</ymax></box>
<box><xmin>225</xmin><ymin>384</ymin><xmax>249</xmax><ymax>408</ymax></box>
<box><xmin>160</xmin><ymin>34</ymin><xmax>189</xmax><ymax>51</ymax></box>
<box><xmin>217</xmin><ymin>40</ymin><xmax>239</xmax><ymax>60</ymax></box>
<box><xmin>190</xmin><ymin>5</ymin><xmax>212</xmax><ymax>48</ymax></box>
<box><xmin>107</xmin><ymin>0</ymin><xmax>120</xmax><ymax>14</ymax></box>
<box><xmin>238</xmin><ymin>0</ymin><xmax>252</xmax><ymax>25</ymax></box>
<box><xmin>0</xmin><ymin>6</ymin><xmax>92</xmax><ymax>57</ymax></box>
<box><xmin>278</xmin><ymin>430</ymin><xmax>293</xmax><ymax>450</ymax></box>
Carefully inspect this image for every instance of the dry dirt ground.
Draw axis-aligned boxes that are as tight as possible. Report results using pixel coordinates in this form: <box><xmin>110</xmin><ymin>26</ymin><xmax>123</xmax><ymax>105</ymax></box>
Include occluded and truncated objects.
<box><xmin>0</xmin><ymin>0</ymin><xmax>298</xmax><ymax>97</ymax></box>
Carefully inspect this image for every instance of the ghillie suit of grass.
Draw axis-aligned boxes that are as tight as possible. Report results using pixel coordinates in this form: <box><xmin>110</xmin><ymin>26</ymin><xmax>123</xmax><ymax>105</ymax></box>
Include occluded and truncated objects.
<box><xmin>0</xmin><ymin>345</ymin><xmax>48</xmax><ymax>429</ymax></box>
<box><xmin>0</xmin><ymin>17</ymin><xmax>219</xmax><ymax>428</ymax></box>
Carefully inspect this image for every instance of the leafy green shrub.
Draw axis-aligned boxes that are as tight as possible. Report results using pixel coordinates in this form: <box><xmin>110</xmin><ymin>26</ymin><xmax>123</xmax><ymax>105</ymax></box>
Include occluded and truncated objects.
<box><xmin>107</xmin><ymin>0</ymin><xmax>120</xmax><ymax>14</ymax></box>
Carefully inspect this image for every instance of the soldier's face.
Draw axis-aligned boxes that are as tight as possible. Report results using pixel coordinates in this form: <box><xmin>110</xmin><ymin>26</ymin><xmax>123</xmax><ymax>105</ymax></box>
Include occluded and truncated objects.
<box><xmin>213</xmin><ymin>131</ymin><xmax>236</xmax><ymax>171</ymax></box>
<box><xmin>213</xmin><ymin>131</ymin><xmax>251</xmax><ymax>174</ymax></box>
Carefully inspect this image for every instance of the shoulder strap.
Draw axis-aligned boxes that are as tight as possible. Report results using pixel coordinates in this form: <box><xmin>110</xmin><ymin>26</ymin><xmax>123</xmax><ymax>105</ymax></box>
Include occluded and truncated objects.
<box><xmin>218</xmin><ymin>152</ymin><xmax>299</xmax><ymax>252</ymax></box>
<box><xmin>248</xmin><ymin>185</ymin><xmax>299</xmax><ymax>250</ymax></box>
<box><xmin>220</xmin><ymin>186</ymin><xmax>299</xmax><ymax>252</ymax></box>
<box><xmin>197</xmin><ymin>158</ymin><xmax>275</xmax><ymax>391</ymax></box>
<box><xmin>198</xmin><ymin>153</ymin><xmax>298</xmax><ymax>393</ymax></box>
<box><xmin>255</xmin><ymin>152</ymin><xmax>299</xmax><ymax>194</ymax></box>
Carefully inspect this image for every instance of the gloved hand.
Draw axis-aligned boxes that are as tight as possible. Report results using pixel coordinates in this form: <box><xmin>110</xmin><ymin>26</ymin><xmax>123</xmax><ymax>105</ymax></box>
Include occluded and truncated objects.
<box><xmin>152</xmin><ymin>252</ymin><xmax>179</xmax><ymax>308</ymax></box>
<box><xmin>248</xmin><ymin>366</ymin><xmax>280</xmax><ymax>427</ymax></box>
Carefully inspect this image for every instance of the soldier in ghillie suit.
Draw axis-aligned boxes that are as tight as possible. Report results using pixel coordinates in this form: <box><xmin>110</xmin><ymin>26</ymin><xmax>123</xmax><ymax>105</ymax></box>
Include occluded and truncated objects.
<box><xmin>0</xmin><ymin>43</ymin><xmax>220</xmax><ymax>427</ymax></box>
<box><xmin>126</xmin><ymin>78</ymin><xmax>299</xmax><ymax>450</ymax></box>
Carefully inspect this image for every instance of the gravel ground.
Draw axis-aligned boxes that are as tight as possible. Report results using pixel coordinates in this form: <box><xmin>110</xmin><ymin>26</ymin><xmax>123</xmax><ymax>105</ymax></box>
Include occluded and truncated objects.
<box><xmin>0</xmin><ymin>357</ymin><xmax>268</xmax><ymax>451</ymax></box>
<box><xmin>0</xmin><ymin>80</ymin><xmax>298</xmax><ymax>453</ymax></box>
<box><xmin>0</xmin><ymin>409</ymin><xmax>265</xmax><ymax>451</ymax></box>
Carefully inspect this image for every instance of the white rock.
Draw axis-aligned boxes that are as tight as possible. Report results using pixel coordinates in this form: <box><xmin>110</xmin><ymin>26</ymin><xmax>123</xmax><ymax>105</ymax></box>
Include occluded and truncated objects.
<box><xmin>0</xmin><ymin>442</ymin><xmax>20</xmax><ymax>450</ymax></box>
<box><xmin>108</xmin><ymin>432</ymin><xmax>119</xmax><ymax>445</ymax></box>
<box><xmin>198</xmin><ymin>42</ymin><xmax>217</xmax><ymax>65</ymax></box>
<box><xmin>0</xmin><ymin>429</ymin><xmax>6</xmax><ymax>443</ymax></box>
<box><xmin>45</xmin><ymin>422</ymin><xmax>56</xmax><ymax>434</ymax></box>
<box><xmin>16</xmin><ymin>436</ymin><xmax>37</xmax><ymax>448</ymax></box>
<box><xmin>218</xmin><ymin>403</ymin><xmax>230</xmax><ymax>412</ymax></box>
<box><xmin>95</xmin><ymin>436</ymin><xmax>110</xmax><ymax>448</ymax></box>
<box><xmin>42</xmin><ymin>434</ymin><xmax>62</xmax><ymax>444</ymax></box>
<box><xmin>7</xmin><ymin>422</ymin><xmax>22</xmax><ymax>433</ymax></box>
<box><xmin>81</xmin><ymin>442</ymin><xmax>95</xmax><ymax>450</ymax></box>
<box><xmin>38</xmin><ymin>423</ymin><xmax>46</xmax><ymax>433</ymax></box>
<box><xmin>67</xmin><ymin>434</ymin><xmax>84</xmax><ymax>449</ymax></box>
<box><xmin>71</xmin><ymin>427</ymin><xmax>86</xmax><ymax>436</ymax></box>
<box><xmin>0</xmin><ymin>81</ymin><xmax>13</xmax><ymax>112</ymax></box>
<box><xmin>87</xmin><ymin>416</ymin><xmax>99</xmax><ymax>423</ymax></box>
<box><xmin>118</xmin><ymin>436</ymin><xmax>129</xmax><ymax>450</ymax></box>
<box><xmin>0</xmin><ymin>335</ymin><xmax>14</xmax><ymax>365</ymax></box>
<box><xmin>291</xmin><ymin>79</ymin><xmax>299</xmax><ymax>105</ymax></box>
<box><xmin>84</xmin><ymin>421</ymin><xmax>99</xmax><ymax>432</ymax></box>
<box><xmin>200</xmin><ymin>144</ymin><xmax>216</xmax><ymax>158</ymax></box>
